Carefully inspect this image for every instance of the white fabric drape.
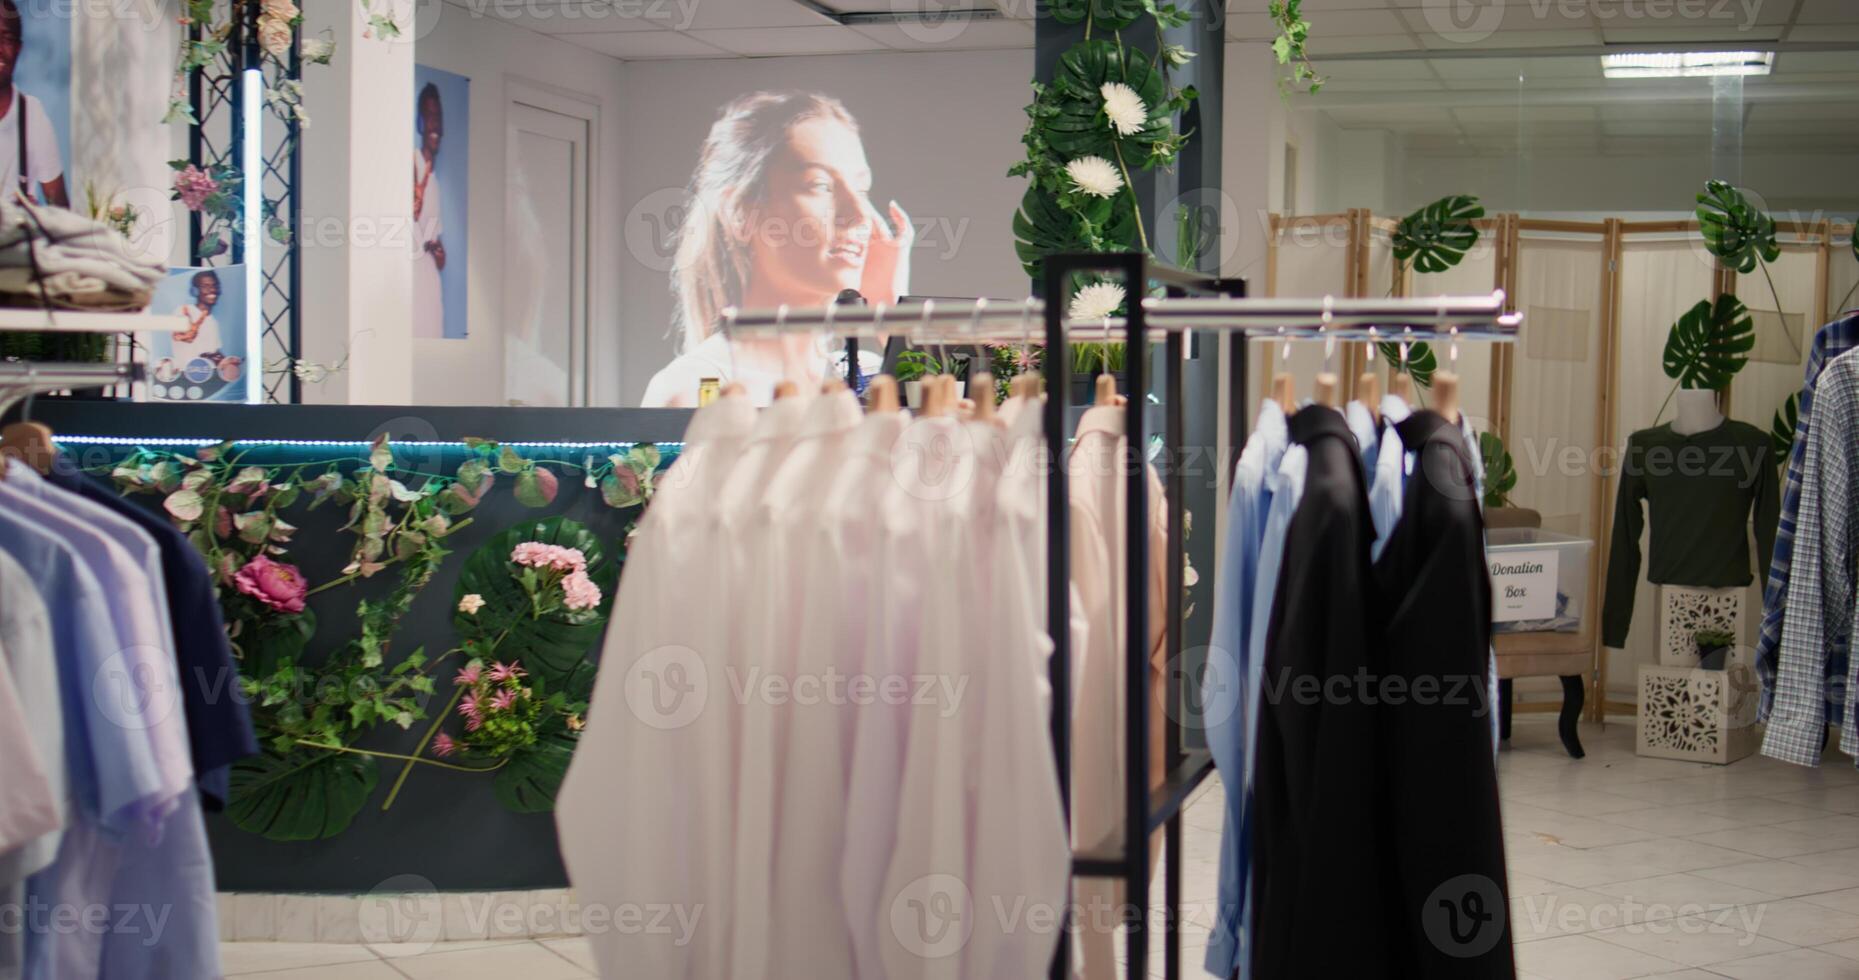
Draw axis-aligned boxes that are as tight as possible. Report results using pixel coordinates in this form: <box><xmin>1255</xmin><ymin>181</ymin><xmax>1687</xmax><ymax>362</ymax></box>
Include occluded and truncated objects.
<box><xmin>1511</xmin><ymin>235</ymin><xmax>1606</xmax><ymax>539</ymax></box>
<box><xmin>1730</xmin><ymin>244</ymin><xmax>1819</xmax><ymax>434</ymax></box>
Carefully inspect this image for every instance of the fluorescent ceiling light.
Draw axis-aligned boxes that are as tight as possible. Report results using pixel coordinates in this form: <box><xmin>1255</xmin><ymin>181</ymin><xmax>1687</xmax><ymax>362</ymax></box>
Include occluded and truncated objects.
<box><xmin>1602</xmin><ymin>51</ymin><xmax>1773</xmax><ymax>79</ymax></box>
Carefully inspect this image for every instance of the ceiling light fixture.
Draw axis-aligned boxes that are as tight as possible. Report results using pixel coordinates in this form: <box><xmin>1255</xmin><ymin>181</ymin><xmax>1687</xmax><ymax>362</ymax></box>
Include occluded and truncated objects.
<box><xmin>1601</xmin><ymin>51</ymin><xmax>1773</xmax><ymax>79</ymax></box>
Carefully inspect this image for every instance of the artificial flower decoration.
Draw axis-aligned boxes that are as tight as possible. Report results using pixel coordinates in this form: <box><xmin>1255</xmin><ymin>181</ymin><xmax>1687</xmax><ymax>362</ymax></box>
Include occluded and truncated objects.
<box><xmin>1065</xmin><ymin>156</ymin><xmax>1122</xmax><ymax>199</ymax></box>
<box><xmin>432</xmin><ymin>732</ymin><xmax>457</xmax><ymax>758</ymax></box>
<box><xmin>562</xmin><ymin>571</ymin><xmax>603</xmax><ymax>611</ymax></box>
<box><xmin>1068</xmin><ymin>282</ymin><xmax>1128</xmax><ymax>323</ymax></box>
<box><xmin>454</xmin><ymin>662</ymin><xmax>482</xmax><ymax>686</ymax></box>
<box><xmin>232</xmin><ymin>555</ymin><xmax>308</xmax><ymax>614</ymax></box>
<box><xmin>256</xmin><ymin>15</ymin><xmax>293</xmax><ymax>56</ymax></box>
<box><xmin>172</xmin><ymin>165</ymin><xmax>218</xmax><ymax>212</ymax></box>
<box><xmin>488</xmin><ymin>660</ymin><xmax>527</xmax><ymax>684</ymax></box>
<box><xmin>301</xmin><ymin>36</ymin><xmax>336</xmax><ymax>65</ymax></box>
<box><xmin>457</xmin><ymin>593</ymin><xmax>486</xmax><ymax>615</ymax></box>
<box><xmin>1100</xmin><ymin>82</ymin><xmax>1148</xmax><ymax>137</ymax></box>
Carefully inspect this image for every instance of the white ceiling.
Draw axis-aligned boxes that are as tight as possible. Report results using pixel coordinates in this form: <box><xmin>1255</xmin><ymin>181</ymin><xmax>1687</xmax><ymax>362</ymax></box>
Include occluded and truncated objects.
<box><xmin>438</xmin><ymin>0</ymin><xmax>1859</xmax><ymax>61</ymax></box>
<box><xmin>440</xmin><ymin>0</ymin><xmax>1859</xmax><ymax>152</ymax></box>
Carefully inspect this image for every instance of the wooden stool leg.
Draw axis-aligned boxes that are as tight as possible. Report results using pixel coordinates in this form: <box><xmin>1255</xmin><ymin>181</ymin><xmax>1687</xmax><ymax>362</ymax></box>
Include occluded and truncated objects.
<box><xmin>1498</xmin><ymin>679</ymin><xmax>1513</xmax><ymax>742</ymax></box>
<box><xmin>1558</xmin><ymin>675</ymin><xmax>1586</xmax><ymax>759</ymax></box>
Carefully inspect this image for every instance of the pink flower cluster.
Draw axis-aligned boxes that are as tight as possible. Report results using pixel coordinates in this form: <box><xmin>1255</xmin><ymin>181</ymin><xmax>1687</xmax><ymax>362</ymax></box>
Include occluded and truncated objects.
<box><xmin>510</xmin><ymin>540</ymin><xmax>603</xmax><ymax>612</ymax></box>
<box><xmin>173</xmin><ymin>165</ymin><xmax>218</xmax><ymax>212</ymax></box>
<box><xmin>453</xmin><ymin>660</ymin><xmax>528</xmax><ymax>736</ymax></box>
<box><xmin>511</xmin><ymin>542</ymin><xmax>587</xmax><ymax>571</ymax></box>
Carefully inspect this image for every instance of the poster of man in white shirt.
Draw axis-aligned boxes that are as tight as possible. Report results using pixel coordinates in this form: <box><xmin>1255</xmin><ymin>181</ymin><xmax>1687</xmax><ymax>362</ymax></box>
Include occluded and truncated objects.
<box><xmin>0</xmin><ymin>0</ymin><xmax>69</xmax><ymax>208</ymax></box>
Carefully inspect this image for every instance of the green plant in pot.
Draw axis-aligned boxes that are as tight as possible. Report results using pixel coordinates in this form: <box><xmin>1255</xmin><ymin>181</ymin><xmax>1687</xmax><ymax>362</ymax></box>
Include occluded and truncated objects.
<box><xmin>1692</xmin><ymin>627</ymin><xmax>1736</xmax><ymax>671</ymax></box>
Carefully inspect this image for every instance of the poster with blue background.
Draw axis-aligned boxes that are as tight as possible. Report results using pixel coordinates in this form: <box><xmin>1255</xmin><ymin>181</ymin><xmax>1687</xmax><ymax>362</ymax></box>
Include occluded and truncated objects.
<box><xmin>8</xmin><ymin>0</ymin><xmax>73</xmax><ymax>207</ymax></box>
<box><xmin>414</xmin><ymin>64</ymin><xmax>469</xmax><ymax>339</ymax></box>
<box><xmin>146</xmin><ymin>265</ymin><xmax>249</xmax><ymax>403</ymax></box>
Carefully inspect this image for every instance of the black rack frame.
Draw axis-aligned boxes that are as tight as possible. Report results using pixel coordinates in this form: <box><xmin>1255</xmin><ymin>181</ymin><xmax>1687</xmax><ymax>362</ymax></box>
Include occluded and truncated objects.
<box><xmin>1041</xmin><ymin>252</ymin><xmax>1245</xmax><ymax>980</ymax></box>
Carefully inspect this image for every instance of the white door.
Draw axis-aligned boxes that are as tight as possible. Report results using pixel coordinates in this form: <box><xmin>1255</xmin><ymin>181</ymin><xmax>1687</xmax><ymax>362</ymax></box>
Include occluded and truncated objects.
<box><xmin>504</xmin><ymin>90</ymin><xmax>593</xmax><ymax>407</ymax></box>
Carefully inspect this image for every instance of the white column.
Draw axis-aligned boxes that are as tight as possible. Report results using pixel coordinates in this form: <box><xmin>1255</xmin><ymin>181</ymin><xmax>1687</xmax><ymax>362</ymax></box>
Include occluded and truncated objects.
<box><xmin>300</xmin><ymin>0</ymin><xmax>416</xmax><ymax>404</ymax></box>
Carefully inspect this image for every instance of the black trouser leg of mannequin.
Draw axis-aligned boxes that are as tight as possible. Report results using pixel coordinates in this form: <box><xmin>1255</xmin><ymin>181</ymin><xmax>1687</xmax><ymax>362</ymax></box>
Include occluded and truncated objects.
<box><xmin>1498</xmin><ymin>679</ymin><xmax>1513</xmax><ymax>742</ymax></box>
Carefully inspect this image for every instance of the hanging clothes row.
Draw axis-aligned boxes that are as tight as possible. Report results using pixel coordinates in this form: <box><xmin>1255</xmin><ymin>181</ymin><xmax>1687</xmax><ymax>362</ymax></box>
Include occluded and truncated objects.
<box><xmin>0</xmin><ymin>427</ymin><xmax>257</xmax><ymax>979</ymax></box>
<box><xmin>1204</xmin><ymin>364</ymin><xmax>1515</xmax><ymax>979</ymax></box>
<box><xmin>557</xmin><ymin>371</ymin><xmax>1175</xmax><ymax>980</ymax></box>
<box><xmin>1760</xmin><ymin>310</ymin><xmax>1859</xmax><ymax>767</ymax></box>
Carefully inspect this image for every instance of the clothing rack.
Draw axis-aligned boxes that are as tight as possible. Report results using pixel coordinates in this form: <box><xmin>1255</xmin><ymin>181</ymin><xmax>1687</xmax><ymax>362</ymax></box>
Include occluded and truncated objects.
<box><xmin>0</xmin><ymin>309</ymin><xmax>177</xmax><ymax>408</ymax></box>
<box><xmin>726</xmin><ymin>254</ymin><xmax>1522</xmax><ymax>980</ymax></box>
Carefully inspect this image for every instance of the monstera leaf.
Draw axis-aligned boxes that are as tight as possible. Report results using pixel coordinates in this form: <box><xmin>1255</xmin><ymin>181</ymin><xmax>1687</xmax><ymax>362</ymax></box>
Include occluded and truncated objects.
<box><xmin>1376</xmin><ymin>340</ymin><xmax>1439</xmax><ymax>389</ymax></box>
<box><xmin>227</xmin><ymin>748</ymin><xmax>379</xmax><ymax>841</ymax></box>
<box><xmin>454</xmin><ymin>517</ymin><xmax>618</xmax><ymax>688</ymax></box>
<box><xmin>1662</xmin><ymin>295</ymin><xmax>1754</xmax><ymax>390</ymax></box>
<box><xmin>1393</xmin><ymin>195</ymin><xmax>1484</xmax><ymax>274</ymax></box>
<box><xmin>1047</xmin><ymin>0</ymin><xmax>1146</xmax><ymax>30</ymax></box>
<box><xmin>1696</xmin><ymin>180</ymin><xmax>1779</xmax><ymax>274</ymax></box>
<box><xmin>1046</xmin><ymin>41</ymin><xmax>1170</xmax><ymax>157</ymax></box>
<box><xmin>1012</xmin><ymin>184</ymin><xmax>1135</xmax><ymax>280</ymax></box>
<box><xmin>1772</xmin><ymin>389</ymin><xmax>1801</xmax><ymax>470</ymax></box>
<box><xmin>493</xmin><ymin>727</ymin><xmax>578</xmax><ymax>814</ymax></box>
<box><xmin>1479</xmin><ymin>431</ymin><xmax>1517</xmax><ymax>510</ymax></box>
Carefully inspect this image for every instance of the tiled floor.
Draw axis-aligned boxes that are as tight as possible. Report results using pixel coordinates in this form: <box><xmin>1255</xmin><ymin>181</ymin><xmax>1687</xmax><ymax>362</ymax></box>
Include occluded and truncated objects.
<box><xmin>221</xmin><ymin>716</ymin><xmax>1859</xmax><ymax>979</ymax></box>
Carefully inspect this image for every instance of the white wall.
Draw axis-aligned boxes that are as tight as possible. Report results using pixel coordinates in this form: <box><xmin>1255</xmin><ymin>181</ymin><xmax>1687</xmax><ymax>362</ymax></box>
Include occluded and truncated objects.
<box><xmin>404</xmin><ymin>7</ymin><xmax>630</xmax><ymax>406</ymax></box>
<box><xmin>611</xmin><ymin>49</ymin><xmax>1031</xmax><ymax>404</ymax></box>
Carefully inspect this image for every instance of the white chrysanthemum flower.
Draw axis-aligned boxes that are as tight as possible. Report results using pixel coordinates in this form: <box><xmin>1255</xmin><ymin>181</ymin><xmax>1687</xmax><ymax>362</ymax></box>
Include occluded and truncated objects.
<box><xmin>1100</xmin><ymin>81</ymin><xmax>1148</xmax><ymax>136</ymax></box>
<box><xmin>1069</xmin><ymin>282</ymin><xmax>1127</xmax><ymax>322</ymax></box>
<box><xmin>1065</xmin><ymin>156</ymin><xmax>1123</xmax><ymax>198</ymax></box>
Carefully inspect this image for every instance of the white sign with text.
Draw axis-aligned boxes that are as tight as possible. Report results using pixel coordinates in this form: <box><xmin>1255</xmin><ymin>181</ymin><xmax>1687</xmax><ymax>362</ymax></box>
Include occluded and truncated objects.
<box><xmin>1489</xmin><ymin>548</ymin><xmax>1558</xmax><ymax>623</ymax></box>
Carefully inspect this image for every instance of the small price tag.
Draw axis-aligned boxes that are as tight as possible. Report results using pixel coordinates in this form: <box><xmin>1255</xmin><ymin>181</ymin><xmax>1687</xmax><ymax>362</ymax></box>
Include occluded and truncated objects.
<box><xmin>1489</xmin><ymin>548</ymin><xmax>1557</xmax><ymax>622</ymax></box>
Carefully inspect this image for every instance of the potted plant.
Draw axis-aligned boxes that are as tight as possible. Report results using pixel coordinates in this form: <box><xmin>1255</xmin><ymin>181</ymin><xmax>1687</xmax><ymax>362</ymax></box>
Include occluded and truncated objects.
<box><xmin>1693</xmin><ymin>628</ymin><xmax>1735</xmax><ymax>671</ymax></box>
<box><xmin>894</xmin><ymin>350</ymin><xmax>937</xmax><ymax>408</ymax></box>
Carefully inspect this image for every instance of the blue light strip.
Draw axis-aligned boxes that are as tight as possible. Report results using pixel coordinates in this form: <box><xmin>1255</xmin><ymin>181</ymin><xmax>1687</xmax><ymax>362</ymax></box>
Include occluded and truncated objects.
<box><xmin>56</xmin><ymin>436</ymin><xmax>685</xmax><ymax>449</ymax></box>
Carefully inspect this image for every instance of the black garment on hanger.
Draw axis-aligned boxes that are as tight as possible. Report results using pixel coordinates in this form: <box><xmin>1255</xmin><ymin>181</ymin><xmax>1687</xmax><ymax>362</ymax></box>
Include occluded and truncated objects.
<box><xmin>1249</xmin><ymin>405</ymin><xmax>1394</xmax><ymax>978</ymax></box>
<box><xmin>1373</xmin><ymin>411</ymin><xmax>1516</xmax><ymax>978</ymax></box>
<box><xmin>46</xmin><ymin>463</ymin><xmax>259</xmax><ymax>809</ymax></box>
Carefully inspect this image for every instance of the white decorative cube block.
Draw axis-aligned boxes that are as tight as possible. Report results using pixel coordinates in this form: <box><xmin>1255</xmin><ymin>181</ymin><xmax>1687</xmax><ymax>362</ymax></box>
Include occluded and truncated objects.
<box><xmin>1637</xmin><ymin>658</ymin><xmax>1760</xmax><ymax>764</ymax></box>
<box><xmin>1658</xmin><ymin>585</ymin><xmax>1746</xmax><ymax>668</ymax></box>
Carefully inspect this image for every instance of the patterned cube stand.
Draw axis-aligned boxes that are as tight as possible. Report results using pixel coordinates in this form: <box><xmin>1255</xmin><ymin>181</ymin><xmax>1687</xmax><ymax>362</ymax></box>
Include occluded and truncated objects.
<box><xmin>1637</xmin><ymin>585</ymin><xmax>1758</xmax><ymax>764</ymax></box>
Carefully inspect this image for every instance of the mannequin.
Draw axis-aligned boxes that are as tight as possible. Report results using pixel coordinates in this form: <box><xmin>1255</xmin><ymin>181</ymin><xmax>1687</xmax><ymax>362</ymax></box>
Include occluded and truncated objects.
<box><xmin>1671</xmin><ymin>388</ymin><xmax>1725</xmax><ymax>435</ymax></box>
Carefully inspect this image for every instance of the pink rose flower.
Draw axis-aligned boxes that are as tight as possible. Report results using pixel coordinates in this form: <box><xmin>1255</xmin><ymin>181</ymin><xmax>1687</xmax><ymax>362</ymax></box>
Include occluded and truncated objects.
<box><xmin>432</xmin><ymin>733</ymin><xmax>456</xmax><ymax>758</ymax></box>
<box><xmin>232</xmin><ymin>555</ymin><xmax>307</xmax><ymax>613</ymax></box>
<box><xmin>256</xmin><ymin>14</ymin><xmax>292</xmax><ymax>56</ymax></box>
<box><xmin>173</xmin><ymin>165</ymin><xmax>218</xmax><ymax>211</ymax></box>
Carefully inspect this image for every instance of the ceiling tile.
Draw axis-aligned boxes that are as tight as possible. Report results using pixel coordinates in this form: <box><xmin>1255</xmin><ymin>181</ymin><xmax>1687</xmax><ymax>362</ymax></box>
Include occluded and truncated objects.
<box><xmin>1771</xmin><ymin>51</ymin><xmax>1859</xmax><ymax>73</ymax></box>
<box><xmin>1302</xmin><ymin>33</ymin><xmax>1422</xmax><ymax>53</ymax></box>
<box><xmin>1598</xmin><ymin>24</ymin><xmax>1783</xmax><ymax>43</ymax></box>
<box><xmin>1225</xmin><ymin>11</ymin><xmax>1278</xmax><ymax>40</ymax></box>
<box><xmin>1396</xmin><ymin>2</ymin><xmax>1594</xmax><ymax>45</ymax></box>
<box><xmin>1787</xmin><ymin>23</ymin><xmax>1859</xmax><ymax>40</ymax></box>
<box><xmin>1413</xmin><ymin>27</ymin><xmax>1598</xmax><ymax>49</ymax></box>
<box><xmin>850</xmin><ymin>18</ymin><xmax>1034</xmax><ymax>50</ymax></box>
<box><xmin>684</xmin><ymin>25</ymin><xmax>891</xmax><ymax>55</ymax></box>
<box><xmin>439</xmin><ymin>0</ymin><xmax>667</xmax><ymax>34</ymax></box>
<box><xmin>1315</xmin><ymin>58</ymin><xmax>1439</xmax><ymax>80</ymax></box>
<box><xmin>562</xmin><ymin>28</ymin><xmax>729</xmax><ymax>57</ymax></box>
<box><xmin>1796</xmin><ymin>0</ymin><xmax>1859</xmax><ymax>23</ymax></box>
<box><xmin>1310</xmin><ymin>8</ymin><xmax>1409</xmax><ymax>34</ymax></box>
<box><xmin>1430</xmin><ymin>54</ymin><xmax>1603</xmax><ymax>79</ymax></box>
<box><xmin>679</xmin><ymin>0</ymin><xmax>837</xmax><ymax>29</ymax></box>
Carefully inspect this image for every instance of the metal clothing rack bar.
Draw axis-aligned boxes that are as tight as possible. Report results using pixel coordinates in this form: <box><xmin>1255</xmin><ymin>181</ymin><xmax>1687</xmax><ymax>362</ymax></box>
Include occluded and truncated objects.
<box><xmin>0</xmin><ymin>363</ymin><xmax>141</xmax><ymax>418</ymax></box>
<box><xmin>720</xmin><ymin>259</ymin><xmax>1521</xmax><ymax>980</ymax></box>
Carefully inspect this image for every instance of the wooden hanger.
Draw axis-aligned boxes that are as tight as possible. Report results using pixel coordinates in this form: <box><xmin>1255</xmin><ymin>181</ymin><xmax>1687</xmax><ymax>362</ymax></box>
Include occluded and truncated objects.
<box><xmin>1312</xmin><ymin>371</ymin><xmax>1340</xmax><ymax>408</ymax></box>
<box><xmin>1388</xmin><ymin>369</ymin><xmax>1413</xmax><ymax>405</ymax></box>
<box><xmin>969</xmin><ymin>372</ymin><xmax>996</xmax><ymax>424</ymax></box>
<box><xmin>1270</xmin><ymin>372</ymin><xmax>1296</xmax><ymax>414</ymax></box>
<box><xmin>1094</xmin><ymin>372</ymin><xmax>1118</xmax><ymax>405</ymax></box>
<box><xmin>1433</xmin><ymin>369</ymin><xmax>1461</xmax><ymax>425</ymax></box>
<box><xmin>721</xmin><ymin>381</ymin><xmax>747</xmax><ymax>399</ymax></box>
<box><xmin>0</xmin><ymin>420</ymin><xmax>54</xmax><ymax>476</ymax></box>
<box><xmin>773</xmin><ymin>379</ymin><xmax>800</xmax><ymax>400</ymax></box>
<box><xmin>867</xmin><ymin>375</ymin><xmax>899</xmax><ymax>413</ymax></box>
<box><xmin>821</xmin><ymin>375</ymin><xmax>847</xmax><ymax>395</ymax></box>
<box><xmin>1356</xmin><ymin>371</ymin><xmax>1381</xmax><ymax>424</ymax></box>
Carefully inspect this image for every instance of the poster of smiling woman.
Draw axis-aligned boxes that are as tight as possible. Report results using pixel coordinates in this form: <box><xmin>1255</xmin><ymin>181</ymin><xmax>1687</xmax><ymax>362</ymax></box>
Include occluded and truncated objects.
<box><xmin>414</xmin><ymin>64</ymin><xmax>469</xmax><ymax>340</ymax></box>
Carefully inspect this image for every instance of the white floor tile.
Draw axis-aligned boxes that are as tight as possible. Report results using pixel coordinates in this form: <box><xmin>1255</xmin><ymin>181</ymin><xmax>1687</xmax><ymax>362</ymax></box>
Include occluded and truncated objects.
<box><xmin>1512</xmin><ymin>933</ymin><xmax>1686</xmax><ymax>980</ymax></box>
<box><xmin>226</xmin><ymin>963</ymin><xmax>405</xmax><ymax>980</ymax></box>
<box><xmin>1739</xmin><ymin>899</ymin><xmax>1859</xmax><ymax>947</ymax></box>
<box><xmin>540</xmin><ymin>936</ymin><xmax>596</xmax><ymax>971</ymax></box>
<box><xmin>1786</xmin><ymin>845</ymin><xmax>1859</xmax><ymax>879</ymax></box>
<box><xmin>1587</xmin><ymin>873</ymin><xmax>1780</xmax><ymax>918</ymax></box>
<box><xmin>1707</xmin><ymin>945</ymin><xmax>1859</xmax><ymax>979</ymax></box>
<box><xmin>388</xmin><ymin>939</ymin><xmax>592</xmax><ymax>979</ymax></box>
<box><xmin>219</xmin><ymin>941</ymin><xmax>379</xmax><ymax>976</ymax></box>
<box><xmin>1686</xmin><ymin>826</ymin><xmax>1846</xmax><ymax>859</ymax></box>
<box><xmin>1693</xmin><ymin>859</ymin><xmax>1859</xmax><ymax>899</ymax></box>
<box><xmin>1576</xmin><ymin>837</ymin><xmax>1762</xmax><ymax>876</ymax></box>
<box><xmin>1588</xmin><ymin>911</ymin><xmax>1790</xmax><ymax>967</ymax></box>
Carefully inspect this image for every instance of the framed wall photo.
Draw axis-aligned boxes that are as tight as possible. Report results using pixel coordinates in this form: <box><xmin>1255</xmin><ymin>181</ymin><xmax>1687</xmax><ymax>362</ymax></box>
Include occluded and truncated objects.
<box><xmin>414</xmin><ymin>64</ymin><xmax>469</xmax><ymax>340</ymax></box>
<box><xmin>145</xmin><ymin>265</ymin><xmax>249</xmax><ymax>403</ymax></box>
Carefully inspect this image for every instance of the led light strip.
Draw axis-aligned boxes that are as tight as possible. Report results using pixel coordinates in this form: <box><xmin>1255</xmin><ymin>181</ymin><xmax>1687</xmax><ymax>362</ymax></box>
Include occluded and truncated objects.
<box><xmin>55</xmin><ymin>436</ymin><xmax>685</xmax><ymax>449</ymax></box>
